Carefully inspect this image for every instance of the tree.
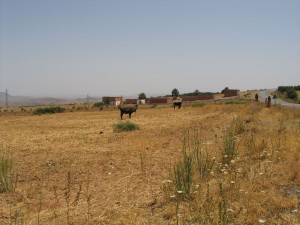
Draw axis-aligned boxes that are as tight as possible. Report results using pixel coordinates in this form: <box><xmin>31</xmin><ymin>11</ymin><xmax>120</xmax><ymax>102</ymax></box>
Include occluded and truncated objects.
<box><xmin>172</xmin><ymin>88</ymin><xmax>179</xmax><ymax>97</ymax></box>
<box><xmin>138</xmin><ymin>93</ymin><xmax>146</xmax><ymax>100</ymax></box>
<box><xmin>193</xmin><ymin>89</ymin><xmax>200</xmax><ymax>95</ymax></box>
<box><xmin>286</xmin><ymin>87</ymin><xmax>298</xmax><ymax>100</ymax></box>
<box><xmin>221</xmin><ymin>87</ymin><xmax>229</xmax><ymax>94</ymax></box>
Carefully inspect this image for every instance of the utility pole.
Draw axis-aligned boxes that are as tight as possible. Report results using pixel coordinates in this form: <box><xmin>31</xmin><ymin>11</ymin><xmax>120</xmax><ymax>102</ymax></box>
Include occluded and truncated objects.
<box><xmin>5</xmin><ymin>89</ymin><xmax>8</xmax><ymax>107</ymax></box>
<box><xmin>87</xmin><ymin>94</ymin><xmax>89</xmax><ymax>104</ymax></box>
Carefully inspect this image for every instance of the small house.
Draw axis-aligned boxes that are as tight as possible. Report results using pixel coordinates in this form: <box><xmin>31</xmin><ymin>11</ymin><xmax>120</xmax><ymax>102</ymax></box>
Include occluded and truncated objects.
<box><xmin>224</xmin><ymin>89</ymin><xmax>240</xmax><ymax>97</ymax></box>
<box><xmin>137</xmin><ymin>99</ymin><xmax>146</xmax><ymax>105</ymax></box>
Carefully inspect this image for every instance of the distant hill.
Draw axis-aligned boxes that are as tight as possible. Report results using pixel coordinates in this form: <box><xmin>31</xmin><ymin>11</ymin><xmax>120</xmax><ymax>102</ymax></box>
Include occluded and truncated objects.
<box><xmin>0</xmin><ymin>94</ymin><xmax>102</xmax><ymax>106</ymax></box>
<box><xmin>0</xmin><ymin>92</ymin><xmax>11</xmax><ymax>99</ymax></box>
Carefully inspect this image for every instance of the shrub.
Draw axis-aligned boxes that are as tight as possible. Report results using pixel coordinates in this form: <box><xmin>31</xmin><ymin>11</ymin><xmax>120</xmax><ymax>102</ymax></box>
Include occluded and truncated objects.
<box><xmin>94</xmin><ymin>102</ymin><xmax>106</xmax><ymax>108</ymax></box>
<box><xmin>286</xmin><ymin>87</ymin><xmax>298</xmax><ymax>100</ymax></box>
<box><xmin>192</xmin><ymin>103</ymin><xmax>205</xmax><ymax>107</ymax></box>
<box><xmin>33</xmin><ymin>106</ymin><xmax>65</xmax><ymax>115</ymax></box>
<box><xmin>113</xmin><ymin>121</ymin><xmax>139</xmax><ymax>132</ymax></box>
<box><xmin>278</xmin><ymin>86</ymin><xmax>287</xmax><ymax>93</ymax></box>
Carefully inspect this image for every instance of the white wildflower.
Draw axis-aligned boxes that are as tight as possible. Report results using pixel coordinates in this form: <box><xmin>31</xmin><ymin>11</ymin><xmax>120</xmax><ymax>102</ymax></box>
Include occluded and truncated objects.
<box><xmin>162</xmin><ymin>180</ymin><xmax>172</xmax><ymax>184</ymax></box>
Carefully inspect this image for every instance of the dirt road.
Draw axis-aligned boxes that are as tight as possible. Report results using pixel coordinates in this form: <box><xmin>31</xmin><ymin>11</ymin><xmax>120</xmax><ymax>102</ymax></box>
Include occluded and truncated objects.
<box><xmin>258</xmin><ymin>89</ymin><xmax>300</xmax><ymax>109</ymax></box>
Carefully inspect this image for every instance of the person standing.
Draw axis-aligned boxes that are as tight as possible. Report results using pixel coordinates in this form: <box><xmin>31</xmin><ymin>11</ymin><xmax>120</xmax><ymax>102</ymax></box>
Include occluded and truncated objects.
<box><xmin>267</xmin><ymin>96</ymin><xmax>271</xmax><ymax>108</ymax></box>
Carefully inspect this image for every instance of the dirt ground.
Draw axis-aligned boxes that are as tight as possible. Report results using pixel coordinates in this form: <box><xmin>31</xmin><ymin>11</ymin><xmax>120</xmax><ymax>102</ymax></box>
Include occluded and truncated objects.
<box><xmin>1</xmin><ymin>102</ymin><xmax>300</xmax><ymax>224</ymax></box>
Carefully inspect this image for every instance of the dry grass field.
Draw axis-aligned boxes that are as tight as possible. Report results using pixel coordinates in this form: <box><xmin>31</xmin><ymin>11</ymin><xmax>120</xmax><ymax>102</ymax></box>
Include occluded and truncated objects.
<box><xmin>0</xmin><ymin>101</ymin><xmax>300</xmax><ymax>224</ymax></box>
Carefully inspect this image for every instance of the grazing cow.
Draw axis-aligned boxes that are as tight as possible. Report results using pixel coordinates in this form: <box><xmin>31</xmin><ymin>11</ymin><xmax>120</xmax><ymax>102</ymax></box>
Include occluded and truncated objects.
<box><xmin>173</xmin><ymin>102</ymin><xmax>182</xmax><ymax>109</ymax></box>
<box><xmin>120</xmin><ymin>107</ymin><xmax>137</xmax><ymax>119</ymax></box>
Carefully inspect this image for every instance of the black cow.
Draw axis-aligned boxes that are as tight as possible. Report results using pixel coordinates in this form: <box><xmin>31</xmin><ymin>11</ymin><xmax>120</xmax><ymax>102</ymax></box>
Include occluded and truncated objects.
<box><xmin>173</xmin><ymin>102</ymin><xmax>182</xmax><ymax>109</ymax></box>
<box><xmin>120</xmin><ymin>107</ymin><xmax>137</xmax><ymax>119</ymax></box>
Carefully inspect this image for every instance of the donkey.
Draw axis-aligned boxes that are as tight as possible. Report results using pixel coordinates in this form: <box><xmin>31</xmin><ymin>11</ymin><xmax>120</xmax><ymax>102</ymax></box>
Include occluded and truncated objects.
<box><xmin>120</xmin><ymin>107</ymin><xmax>137</xmax><ymax>119</ymax></box>
<box><xmin>173</xmin><ymin>102</ymin><xmax>182</xmax><ymax>109</ymax></box>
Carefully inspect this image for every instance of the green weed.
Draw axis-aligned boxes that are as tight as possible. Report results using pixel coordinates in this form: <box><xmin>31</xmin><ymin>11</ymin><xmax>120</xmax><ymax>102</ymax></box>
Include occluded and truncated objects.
<box><xmin>113</xmin><ymin>121</ymin><xmax>140</xmax><ymax>132</ymax></box>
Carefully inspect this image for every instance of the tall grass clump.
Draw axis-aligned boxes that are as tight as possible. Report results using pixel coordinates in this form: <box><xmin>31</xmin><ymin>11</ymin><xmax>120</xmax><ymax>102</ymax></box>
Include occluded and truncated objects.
<box><xmin>170</xmin><ymin>130</ymin><xmax>215</xmax><ymax>196</ymax></box>
<box><xmin>33</xmin><ymin>106</ymin><xmax>65</xmax><ymax>115</ymax></box>
<box><xmin>222</xmin><ymin>127</ymin><xmax>237</xmax><ymax>158</ymax></box>
<box><xmin>222</xmin><ymin>116</ymin><xmax>245</xmax><ymax>158</ymax></box>
<box><xmin>174</xmin><ymin>139</ymin><xmax>193</xmax><ymax>194</ymax></box>
<box><xmin>0</xmin><ymin>151</ymin><xmax>15</xmax><ymax>193</ymax></box>
<box><xmin>231</xmin><ymin>116</ymin><xmax>245</xmax><ymax>135</ymax></box>
<box><xmin>164</xmin><ymin>130</ymin><xmax>242</xmax><ymax>224</ymax></box>
<box><xmin>113</xmin><ymin>121</ymin><xmax>139</xmax><ymax>132</ymax></box>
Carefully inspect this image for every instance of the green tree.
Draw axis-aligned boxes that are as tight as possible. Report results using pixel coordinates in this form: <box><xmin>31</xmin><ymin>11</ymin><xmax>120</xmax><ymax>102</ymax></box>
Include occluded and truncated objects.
<box><xmin>286</xmin><ymin>87</ymin><xmax>298</xmax><ymax>100</ymax></box>
<box><xmin>172</xmin><ymin>88</ymin><xmax>179</xmax><ymax>97</ymax></box>
<box><xmin>193</xmin><ymin>89</ymin><xmax>200</xmax><ymax>95</ymax></box>
<box><xmin>138</xmin><ymin>93</ymin><xmax>146</xmax><ymax>100</ymax></box>
<box><xmin>221</xmin><ymin>87</ymin><xmax>229</xmax><ymax>94</ymax></box>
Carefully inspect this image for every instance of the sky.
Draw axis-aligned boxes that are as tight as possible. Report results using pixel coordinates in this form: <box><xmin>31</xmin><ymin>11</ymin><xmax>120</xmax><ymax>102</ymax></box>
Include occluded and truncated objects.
<box><xmin>0</xmin><ymin>0</ymin><xmax>299</xmax><ymax>98</ymax></box>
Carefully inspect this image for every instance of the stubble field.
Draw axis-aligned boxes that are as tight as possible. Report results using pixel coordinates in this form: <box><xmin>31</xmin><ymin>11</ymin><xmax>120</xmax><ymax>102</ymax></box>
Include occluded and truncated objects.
<box><xmin>0</xmin><ymin>101</ymin><xmax>300</xmax><ymax>224</ymax></box>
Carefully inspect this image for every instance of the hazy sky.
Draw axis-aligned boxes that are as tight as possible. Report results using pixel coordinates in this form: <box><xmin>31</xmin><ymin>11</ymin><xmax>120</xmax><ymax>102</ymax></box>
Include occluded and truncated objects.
<box><xmin>1</xmin><ymin>0</ymin><xmax>299</xmax><ymax>97</ymax></box>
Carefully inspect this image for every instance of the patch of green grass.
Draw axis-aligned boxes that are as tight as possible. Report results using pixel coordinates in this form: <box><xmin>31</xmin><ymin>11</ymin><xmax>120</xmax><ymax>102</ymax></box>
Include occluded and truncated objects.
<box><xmin>33</xmin><ymin>106</ymin><xmax>65</xmax><ymax>115</ymax></box>
<box><xmin>192</xmin><ymin>103</ymin><xmax>205</xmax><ymax>107</ymax></box>
<box><xmin>113</xmin><ymin>121</ymin><xmax>140</xmax><ymax>132</ymax></box>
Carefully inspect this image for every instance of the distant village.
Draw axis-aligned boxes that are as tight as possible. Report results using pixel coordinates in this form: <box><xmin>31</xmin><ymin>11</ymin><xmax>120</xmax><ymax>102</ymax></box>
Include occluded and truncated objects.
<box><xmin>102</xmin><ymin>89</ymin><xmax>240</xmax><ymax>106</ymax></box>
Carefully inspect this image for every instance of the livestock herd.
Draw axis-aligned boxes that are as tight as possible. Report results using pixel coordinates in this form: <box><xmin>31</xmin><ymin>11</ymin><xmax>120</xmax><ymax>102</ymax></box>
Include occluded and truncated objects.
<box><xmin>119</xmin><ymin>101</ymin><xmax>182</xmax><ymax>119</ymax></box>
